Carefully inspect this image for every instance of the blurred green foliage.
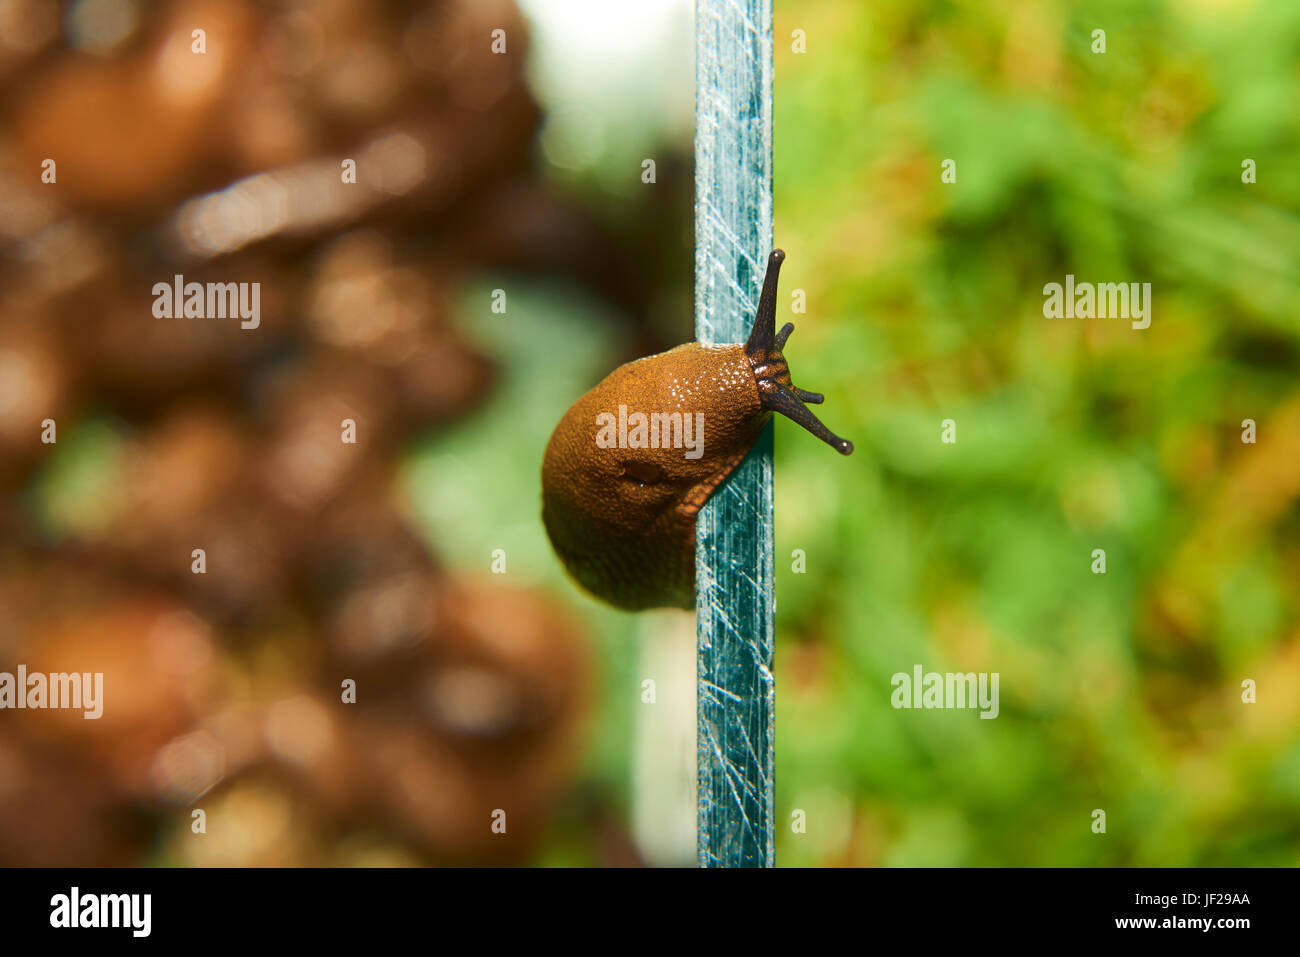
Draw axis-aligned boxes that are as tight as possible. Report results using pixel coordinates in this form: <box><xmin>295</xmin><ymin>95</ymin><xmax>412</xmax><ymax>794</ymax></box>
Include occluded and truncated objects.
<box><xmin>771</xmin><ymin>0</ymin><xmax>1300</xmax><ymax>866</ymax></box>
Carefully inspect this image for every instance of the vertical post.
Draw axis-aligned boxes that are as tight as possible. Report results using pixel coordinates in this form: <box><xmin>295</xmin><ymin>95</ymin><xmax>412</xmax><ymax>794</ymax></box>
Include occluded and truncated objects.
<box><xmin>694</xmin><ymin>0</ymin><xmax>775</xmax><ymax>867</ymax></box>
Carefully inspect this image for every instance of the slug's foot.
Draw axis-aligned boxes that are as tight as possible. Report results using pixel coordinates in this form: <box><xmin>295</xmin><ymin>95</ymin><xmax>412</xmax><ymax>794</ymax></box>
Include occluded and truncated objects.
<box><xmin>745</xmin><ymin>249</ymin><xmax>854</xmax><ymax>455</ymax></box>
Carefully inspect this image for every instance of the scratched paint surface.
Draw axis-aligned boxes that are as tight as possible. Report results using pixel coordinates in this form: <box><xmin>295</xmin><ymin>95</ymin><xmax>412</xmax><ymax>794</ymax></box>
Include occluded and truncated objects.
<box><xmin>694</xmin><ymin>0</ymin><xmax>775</xmax><ymax>868</ymax></box>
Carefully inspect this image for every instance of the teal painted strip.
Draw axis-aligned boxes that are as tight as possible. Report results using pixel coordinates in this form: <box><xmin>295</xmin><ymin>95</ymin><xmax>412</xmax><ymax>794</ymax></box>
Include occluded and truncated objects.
<box><xmin>694</xmin><ymin>0</ymin><xmax>775</xmax><ymax>868</ymax></box>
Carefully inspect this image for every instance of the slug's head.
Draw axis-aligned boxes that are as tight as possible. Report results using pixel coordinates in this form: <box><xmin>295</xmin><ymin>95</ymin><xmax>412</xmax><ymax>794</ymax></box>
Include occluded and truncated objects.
<box><xmin>745</xmin><ymin>249</ymin><xmax>853</xmax><ymax>455</ymax></box>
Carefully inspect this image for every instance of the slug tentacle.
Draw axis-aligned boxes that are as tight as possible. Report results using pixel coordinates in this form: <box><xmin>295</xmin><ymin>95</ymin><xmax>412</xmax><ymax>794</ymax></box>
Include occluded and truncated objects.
<box><xmin>745</xmin><ymin>248</ymin><xmax>786</xmax><ymax>355</ymax></box>
<box><xmin>760</xmin><ymin>385</ymin><xmax>854</xmax><ymax>455</ymax></box>
<box><xmin>745</xmin><ymin>248</ymin><xmax>854</xmax><ymax>456</ymax></box>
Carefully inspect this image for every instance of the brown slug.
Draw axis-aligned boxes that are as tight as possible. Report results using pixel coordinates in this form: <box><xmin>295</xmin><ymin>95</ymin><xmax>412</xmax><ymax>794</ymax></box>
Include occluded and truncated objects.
<box><xmin>541</xmin><ymin>249</ymin><xmax>852</xmax><ymax>611</ymax></box>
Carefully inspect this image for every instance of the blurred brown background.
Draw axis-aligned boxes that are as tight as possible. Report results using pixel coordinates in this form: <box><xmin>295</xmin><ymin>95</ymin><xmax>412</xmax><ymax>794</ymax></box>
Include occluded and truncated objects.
<box><xmin>0</xmin><ymin>0</ymin><xmax>695</xmax><ymax>866</ymax></box>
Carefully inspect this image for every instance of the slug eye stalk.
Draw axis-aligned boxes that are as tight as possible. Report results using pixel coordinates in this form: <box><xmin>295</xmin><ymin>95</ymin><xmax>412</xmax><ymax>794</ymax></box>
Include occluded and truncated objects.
<box><xmin>744</xmin><ymin>249</ymin><xmax>854</xmax><ymax>455</ymax></box>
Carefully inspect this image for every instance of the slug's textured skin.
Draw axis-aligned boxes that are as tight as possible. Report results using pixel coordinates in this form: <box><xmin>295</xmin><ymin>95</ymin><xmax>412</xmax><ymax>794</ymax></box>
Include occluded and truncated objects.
<box><xmin>543</xmin><ymin>343</ymin><xmax>766</xmax><ymax>609</ymax></box>
<box><xmin>541</xmin><ymin>250</ymin><xmax>852</xmax><ymax>611</ymax></box>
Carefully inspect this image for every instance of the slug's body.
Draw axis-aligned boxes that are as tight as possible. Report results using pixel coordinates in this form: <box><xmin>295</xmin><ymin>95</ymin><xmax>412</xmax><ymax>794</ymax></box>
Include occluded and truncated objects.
<box><xmin>542</xmin><ymin>250</ymin><xmax>852</xmax><ymax>610</ymax></box>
